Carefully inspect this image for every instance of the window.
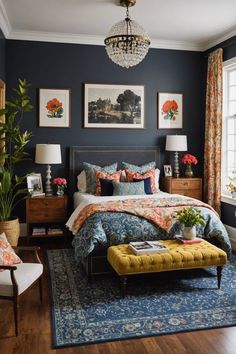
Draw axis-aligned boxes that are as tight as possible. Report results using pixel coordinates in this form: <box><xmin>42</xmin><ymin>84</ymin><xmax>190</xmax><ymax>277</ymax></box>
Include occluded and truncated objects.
<box><xmin>222</xmin><ymin>58</ymin><xmax>236</xmax><ymax>199</ymax></box>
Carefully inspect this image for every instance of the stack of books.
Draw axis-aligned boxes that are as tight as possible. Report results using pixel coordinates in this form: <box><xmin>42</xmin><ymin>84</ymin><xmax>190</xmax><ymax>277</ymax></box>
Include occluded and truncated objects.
<box><xmin>32</xmin><ymin>227</ymin><xmax>46</xmax><ymax>236</ymax></box>
<box><xmin>30</xmin><ymin>192</ymin><xmax>45</xmax><ymax>197</ymax></box>
<box><xmin>128</xmin><ymin>241</ymin><xmax>168</xmax><ymax>255</ymax></box>
<box><xmin>175</xmin><ymin>235</ymin><xmax>203</xmax><ymax>244</ymax></box>
<box><xmin>47</xmin><ymin>227</ymin><xmax>64</xmax><ymax>236</ymax></box>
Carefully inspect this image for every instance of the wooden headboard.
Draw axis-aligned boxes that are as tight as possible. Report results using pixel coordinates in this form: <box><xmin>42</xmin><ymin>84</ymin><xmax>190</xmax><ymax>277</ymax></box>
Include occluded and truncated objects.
<box><xmin>69</xmin><ymin>146</ymin><xmax>160</xmax><ymax>196</ymax></box>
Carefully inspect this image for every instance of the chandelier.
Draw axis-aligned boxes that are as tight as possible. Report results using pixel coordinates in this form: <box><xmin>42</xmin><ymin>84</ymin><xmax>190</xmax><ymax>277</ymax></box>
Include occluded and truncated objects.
<box><xmin>104</xmin><ymin>0</ymin><xmax>151</xmax><ymax>69</ymax></box>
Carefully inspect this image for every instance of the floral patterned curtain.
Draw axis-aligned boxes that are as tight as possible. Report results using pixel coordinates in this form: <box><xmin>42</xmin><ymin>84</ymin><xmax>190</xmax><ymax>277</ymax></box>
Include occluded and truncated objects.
<box><xmin>204</xmin><ymin>48</ymin><xmax>223</xmax><ymax>213</ymax></box>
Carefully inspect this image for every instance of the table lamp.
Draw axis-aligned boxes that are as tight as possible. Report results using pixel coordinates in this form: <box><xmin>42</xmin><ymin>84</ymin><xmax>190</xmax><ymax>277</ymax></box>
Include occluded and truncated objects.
<box><xmin>165</xmin><ymin>135</ymin><xmax>187</xmax><ymax>178</ymax></box>
<box><xmin>35</xmin><ymin>144</ymin><xmax>62</xmax><ymax>196</ymax></box>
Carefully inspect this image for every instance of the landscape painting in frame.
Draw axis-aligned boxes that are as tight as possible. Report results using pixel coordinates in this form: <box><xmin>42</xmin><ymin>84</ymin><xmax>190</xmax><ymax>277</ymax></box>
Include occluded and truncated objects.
<box><xmin>84</xmin><ymin>84</ymin><xmax>145</xmax><ymax>129</ymax></box>
<box><xmin>39</xmin><ymin>88</ymin><xmax>71</xmax><ymax>128</ymax></box>
<box><xmin>158</xmin><ymin>93</ymin><xmax>183</xmax><ymax>129</ymax></box>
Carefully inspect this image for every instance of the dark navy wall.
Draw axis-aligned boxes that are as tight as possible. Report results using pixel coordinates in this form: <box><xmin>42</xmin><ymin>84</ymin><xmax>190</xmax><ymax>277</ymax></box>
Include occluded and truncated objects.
<box><xmin>0</xmin><ymin>28</ymin><xmax>5</xmax><ymax>81</ymax></box>
<box><xmin>6</xmin><ymin>40</ymin><xmax>205</xmax><ymax>221</ymax></box>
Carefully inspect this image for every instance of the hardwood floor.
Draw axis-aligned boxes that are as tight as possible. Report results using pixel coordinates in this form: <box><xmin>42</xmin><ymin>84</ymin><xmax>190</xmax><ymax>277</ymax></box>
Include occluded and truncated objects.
<box><xmin>0</xmin><ymin>238</ymin><xmax>235</xmax><ymax>354</ymax></box>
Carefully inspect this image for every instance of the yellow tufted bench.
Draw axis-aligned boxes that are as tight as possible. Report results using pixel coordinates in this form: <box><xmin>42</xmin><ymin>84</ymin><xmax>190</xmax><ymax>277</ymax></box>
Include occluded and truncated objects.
<box><xmin>107</xmin><ymin>240</ymin><xmax>227</xmax><ymax>297</ymax></box>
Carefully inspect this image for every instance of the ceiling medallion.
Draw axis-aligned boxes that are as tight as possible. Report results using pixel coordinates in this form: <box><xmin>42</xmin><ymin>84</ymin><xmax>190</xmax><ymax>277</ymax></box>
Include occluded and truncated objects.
<box><xmin>104</xmin><ymin>0</ymin><xmax>151</xmax><ymax>69</ymax></box>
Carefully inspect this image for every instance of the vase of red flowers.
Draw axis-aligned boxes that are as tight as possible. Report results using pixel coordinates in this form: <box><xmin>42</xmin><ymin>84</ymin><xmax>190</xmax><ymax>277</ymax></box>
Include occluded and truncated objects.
<box><xmin>181</xmin><ymin>154</ymin><xmax>198</xmax><ymax>178</ymax></box>
<box><xmin>52</xmin><ymin>178</ymin><xmax>67</xmax><ymax>196</ymax></box>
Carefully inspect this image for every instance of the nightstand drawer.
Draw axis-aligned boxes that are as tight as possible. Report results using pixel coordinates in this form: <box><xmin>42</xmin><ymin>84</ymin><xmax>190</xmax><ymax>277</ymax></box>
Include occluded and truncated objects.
<box><xmin>162</xmin><ymin>177</ymin><xmax>202</xmax><ymax>201</ymax></box>
<box><xmin>172</xmin><ymin>189</ymin><xmax>202</xmax><ymax>199</ymax></box>
<box><xmin>27</xmin><ymin>210</ymin><xmax>66</xmax><ymax>223</ymax></box>
<box><xmin>27</xmin><ymin>197</ymin><xmax>65</xmax><ymax>210</ymax></box>
<box><xmin>171</xmin><ymin>179</ymin><xmax>201</xmax><ymax>190</ymax></box>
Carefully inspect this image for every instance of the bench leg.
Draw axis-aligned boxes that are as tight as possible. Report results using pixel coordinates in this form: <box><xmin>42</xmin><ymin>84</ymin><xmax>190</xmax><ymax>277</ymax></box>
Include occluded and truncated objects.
<box><xmin>217</xmin><ymin>266</ymin><xmax>223</xmax><ymax>289</ymax></box>
<box><xmin>120</xmin><ymin>276</ymin><xmax>127</xmax><ymax>297</ymax></box>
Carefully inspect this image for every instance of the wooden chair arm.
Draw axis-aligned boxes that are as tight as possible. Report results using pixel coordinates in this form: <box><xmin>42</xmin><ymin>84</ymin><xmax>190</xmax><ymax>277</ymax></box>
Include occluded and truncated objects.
<box><xmin>12</xmin><ymin>246</ymin><xmax>40</xmax><ymax>252</ymax></box>
<box><xmin>0</xmin><ymin>265</ymin><xmax>17</xmax><ymax>271</ymax></box>
<box><xmin>12</xmin><ymin>246</ymin><xmax>42</xmax><ymax>264</ymax></box>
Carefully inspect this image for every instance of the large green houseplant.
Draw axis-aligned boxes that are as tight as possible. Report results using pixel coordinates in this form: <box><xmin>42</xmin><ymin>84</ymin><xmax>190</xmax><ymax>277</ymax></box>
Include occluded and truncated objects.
<box><xmin>0</xmin><ymin>79</ymin><xmax>33</xmax><ymax>245</ymax></box>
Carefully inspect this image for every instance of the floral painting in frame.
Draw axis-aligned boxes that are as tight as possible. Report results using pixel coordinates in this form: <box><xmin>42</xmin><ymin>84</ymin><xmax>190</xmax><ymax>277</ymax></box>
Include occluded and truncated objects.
<box><xmin>84</xmin><ymin>83</ymin><xmax>145</xmax><ymax>129</ymax></box>
<box><xmin>39</xmin><ymin>89</ymin><xmax>71</xmax><ymax>128</ymax></box>
<box><xmin>158</xmin><ymin>93</ymin><xmax>183</xmax><ymax>129</ymax></box>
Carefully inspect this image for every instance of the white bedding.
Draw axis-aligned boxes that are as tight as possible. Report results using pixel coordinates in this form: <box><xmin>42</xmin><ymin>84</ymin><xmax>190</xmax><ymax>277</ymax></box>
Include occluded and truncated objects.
<box><xmin>67</xmin><ymin>191</ymin><xmax>182</xmax><ymax>232</ymax></box>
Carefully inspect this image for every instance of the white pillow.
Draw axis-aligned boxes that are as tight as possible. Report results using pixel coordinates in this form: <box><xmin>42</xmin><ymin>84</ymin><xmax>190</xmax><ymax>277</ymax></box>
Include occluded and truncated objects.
<box><xmin>77</xmin><ymin>170</ymin><xmax>87</xmax><ymax>192</ymax></box>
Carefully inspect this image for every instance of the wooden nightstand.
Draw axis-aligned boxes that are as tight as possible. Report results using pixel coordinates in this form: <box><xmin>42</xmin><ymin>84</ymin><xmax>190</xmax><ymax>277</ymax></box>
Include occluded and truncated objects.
<box><xmin>162</xmin><ymin>177</ymin><xmax>202</xmax><ymax>200</ymax></box>
<box><xmin>26</xmin><ymin>195</ymin><xmax>68</xmax><ymax>243</ymax></box>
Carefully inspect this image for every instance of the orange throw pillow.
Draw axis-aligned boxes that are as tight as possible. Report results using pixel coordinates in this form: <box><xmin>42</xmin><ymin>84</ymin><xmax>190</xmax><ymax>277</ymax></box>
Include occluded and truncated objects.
<box><xmin>0</xmin><ymin>233</ymin><xmax>22</xmax><ymax>271</ymax></box>
<box><xmin>125</xmin><ymin>168</ymin><xmax>158</xmax><ymax>193</ymax></box>
<box><xmin>94</xmin><ymin>169</ymin><xmax>122</xmax><ymax>196</ymax></box>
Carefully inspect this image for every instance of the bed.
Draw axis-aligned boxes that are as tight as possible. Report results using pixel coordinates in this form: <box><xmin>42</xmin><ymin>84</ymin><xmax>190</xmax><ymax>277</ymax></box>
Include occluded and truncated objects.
<box><xmin>67</xmin><ymin>146</ymin><xmax>231</xmax><ymax>278</ymax></box>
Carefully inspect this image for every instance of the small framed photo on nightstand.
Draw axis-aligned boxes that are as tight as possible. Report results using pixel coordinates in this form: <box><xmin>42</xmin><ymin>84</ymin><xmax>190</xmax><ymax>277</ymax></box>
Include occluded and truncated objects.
<box><xmin>27</xmin><ymin>173</ymin><xmax>44</xmax><ymax>196</ymax></box>
<box><xmin>164</xmin><ymin>165</ymin><xmax>172</xmax><ymax>177</ymax></box>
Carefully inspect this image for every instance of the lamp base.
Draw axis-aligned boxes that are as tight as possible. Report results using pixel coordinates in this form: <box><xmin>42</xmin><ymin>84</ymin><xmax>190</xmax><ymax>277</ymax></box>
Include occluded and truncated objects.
<box><xmin>173</xmin><ymin>151</ymin><xmax>180</xmax><ymax>178</ymax></box>
<box><xmin>45</xmin><ymin>164</ymin><xmax>53</xmax><ymax>196</ymax></box>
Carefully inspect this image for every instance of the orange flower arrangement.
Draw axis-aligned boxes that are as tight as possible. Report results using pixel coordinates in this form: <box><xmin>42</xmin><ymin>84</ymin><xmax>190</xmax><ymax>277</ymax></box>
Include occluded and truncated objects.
<box><xmin>181</xmin><ymin>154</ymin><xmax>198</xmax><ymax>165</ymax></box>
<box><xmin>46</xmin><ymin>98</ymin><xmax>64</xmax><ymax>118</ymax></box>
<box><xmin>162</xmin><ymin>100</ymin><xmax>178</xmax><ymax>120</ymax></box>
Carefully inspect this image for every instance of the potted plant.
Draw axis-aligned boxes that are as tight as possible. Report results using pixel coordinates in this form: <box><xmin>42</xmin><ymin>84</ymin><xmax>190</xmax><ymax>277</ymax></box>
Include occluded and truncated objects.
<box><xmin>175</xmin><ymin>207</ymin><xmax>205</xmax><ymax>240</ymax></box>
<box><xmin>226</xmin><ymin>175</ymin><xmax>236</xmax><ymax>198</ymax></box>
<box><xmin>0</xmin><ymin>79</ymin><xmax>33</xmax><ymax>245</ymax></box>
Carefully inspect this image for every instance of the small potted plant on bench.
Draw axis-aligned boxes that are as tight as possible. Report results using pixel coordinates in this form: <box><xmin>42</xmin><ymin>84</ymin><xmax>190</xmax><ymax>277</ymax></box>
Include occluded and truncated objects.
<box><xmin>175</xmin><ymin>207</ymin><xmax>205</xmax><ymax>240</ymax></box>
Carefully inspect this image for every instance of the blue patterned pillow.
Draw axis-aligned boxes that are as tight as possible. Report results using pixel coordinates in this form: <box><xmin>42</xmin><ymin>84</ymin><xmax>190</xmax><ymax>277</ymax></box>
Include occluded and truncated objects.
<box><xmin>121</xmin><ymin>161</ymin><xmax>156</xmax><ymax>173</ymax></box>
<box><xmin>112</xmin><ymin>181</ymin><xmax>146</xmax><ymax>196</ymax></box>
<box><xmin>133</xmin><ymin>177</ymin><xmax>153</xmax><ymax>194</ymax></box>
<box><xmin>83</xmin><ymin>162</ymin><xmax>118</xmax><ymax>194</ymax></box>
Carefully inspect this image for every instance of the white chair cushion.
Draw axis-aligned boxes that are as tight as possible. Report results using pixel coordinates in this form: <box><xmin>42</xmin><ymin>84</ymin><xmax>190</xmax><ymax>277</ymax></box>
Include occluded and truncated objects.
<box><xmin>0</xmin><ymin>263</ymin><xmax>43</xmax><ymax>296</ymax></box>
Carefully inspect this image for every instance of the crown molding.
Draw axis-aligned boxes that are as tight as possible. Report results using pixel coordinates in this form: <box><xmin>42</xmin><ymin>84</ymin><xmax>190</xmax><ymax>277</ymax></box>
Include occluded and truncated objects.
<box><xmin>150</xmin><ymin>38</ymin><xmax>203</xmax><ymax>52</ymax></box>
<box><xmin>202</xmin><ymin>26</ymin><xmax>236</xmax><ymax>51</ymax></box>
<box><xmin>8</xmin><ymin>29</ymin><xmax>204</xmax><ymax>51</ymax></box>
<box><xmin>0</xmin><ymin>0</ymin><xmax>11</xmax><ymax>37</ymax></box>
<box><xmin>8</xmin><ymin>30</ymin><xmax>105</xmax><ymax>46</ymax></box>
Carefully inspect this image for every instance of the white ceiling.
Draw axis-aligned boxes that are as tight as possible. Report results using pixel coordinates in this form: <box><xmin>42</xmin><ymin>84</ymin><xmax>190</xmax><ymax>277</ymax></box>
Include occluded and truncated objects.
<box><xmin>1</xmin><ymin>0</ymin><xmax>236</xmax><ymax>51</ymax></box>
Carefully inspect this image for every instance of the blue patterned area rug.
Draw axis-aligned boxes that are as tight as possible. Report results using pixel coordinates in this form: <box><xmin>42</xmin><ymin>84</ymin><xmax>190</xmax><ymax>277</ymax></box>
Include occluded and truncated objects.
<box><xmin>47</xmin><ymin>249</ymin><xmax>236</xmax><ymax>348</ymax></box>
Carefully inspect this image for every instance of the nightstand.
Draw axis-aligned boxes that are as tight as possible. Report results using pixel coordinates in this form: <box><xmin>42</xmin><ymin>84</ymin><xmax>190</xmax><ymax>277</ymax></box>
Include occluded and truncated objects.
<box><xmin>26</xmin><ymin>195</ymin><xmax>68</xmax><ymax>243</ymax></box>
<box><xmin>162</xmin><ymin>177</ymin><xmax>202</xmax><ymax>200</ymax></box>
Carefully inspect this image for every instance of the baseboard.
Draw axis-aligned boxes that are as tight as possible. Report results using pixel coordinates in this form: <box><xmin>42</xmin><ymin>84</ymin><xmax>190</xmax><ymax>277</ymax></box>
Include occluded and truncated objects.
<box><xmin>224</xmin><ymin>224</ymin><xmax>236</xmax><ymax>251</ymax></box>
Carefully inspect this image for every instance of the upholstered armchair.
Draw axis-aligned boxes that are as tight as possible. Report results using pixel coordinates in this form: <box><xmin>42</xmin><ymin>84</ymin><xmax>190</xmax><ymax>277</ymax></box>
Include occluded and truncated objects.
<box><xmin>0</xmin><ymin>246</ymin><xmax>43</xmax><ymax>336</ymax></box>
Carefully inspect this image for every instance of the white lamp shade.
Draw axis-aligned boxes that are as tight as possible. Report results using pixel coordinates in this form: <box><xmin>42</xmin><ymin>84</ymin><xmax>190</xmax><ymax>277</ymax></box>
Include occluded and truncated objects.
<box><xmin>35</xmin><ymin>144</ymin><xmax>62</xmax><ymax>164</ymax></box>
<box><xmin>165</xmin><ymin>135</ymin><xmax>187</xmax><ymax>152</ymax></box>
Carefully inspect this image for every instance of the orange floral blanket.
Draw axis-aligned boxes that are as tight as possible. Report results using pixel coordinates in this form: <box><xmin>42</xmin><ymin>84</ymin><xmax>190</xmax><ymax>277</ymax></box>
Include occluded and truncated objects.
<box><xmin>71</xmin><ymin>197</ymin><xmax>215</xmax><ymax>235</ymax></box>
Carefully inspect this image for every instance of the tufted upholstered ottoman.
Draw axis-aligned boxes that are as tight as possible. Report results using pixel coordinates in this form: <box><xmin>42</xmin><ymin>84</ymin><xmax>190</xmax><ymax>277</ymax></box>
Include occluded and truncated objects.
<box><xmin>107</xmin><ymin>240</ymin><xmax>227</xmax><ymax>297</ymax></box>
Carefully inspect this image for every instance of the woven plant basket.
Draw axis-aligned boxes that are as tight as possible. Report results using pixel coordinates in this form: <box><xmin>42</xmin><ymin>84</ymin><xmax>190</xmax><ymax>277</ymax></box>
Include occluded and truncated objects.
<box><xmin>0</xmin><ymin>217</ymin><xmax>20</xmax><ymax>246</ymax></box>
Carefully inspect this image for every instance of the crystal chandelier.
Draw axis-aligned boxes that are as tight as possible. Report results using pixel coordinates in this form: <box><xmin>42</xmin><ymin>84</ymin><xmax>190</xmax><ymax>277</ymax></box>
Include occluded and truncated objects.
<box><xmin>104</xmin><ymin>0</ymin><xmax>151</xmax><ymax>69</ymax></box>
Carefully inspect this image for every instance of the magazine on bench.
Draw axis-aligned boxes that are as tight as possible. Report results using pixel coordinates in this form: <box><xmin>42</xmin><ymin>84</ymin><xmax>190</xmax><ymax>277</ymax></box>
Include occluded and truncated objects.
<box><xmin>128</xmin><ymin>241</ymin><xmax>168</xmax><ymax>255</ymax></box>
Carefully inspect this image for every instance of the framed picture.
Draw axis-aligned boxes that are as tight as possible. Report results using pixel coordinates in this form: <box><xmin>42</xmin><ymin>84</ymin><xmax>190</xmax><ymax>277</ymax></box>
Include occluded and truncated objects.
<box><xmin>158</xmin><ymin>93</ymin><xmax>183</xmax><ymax>129</ymax></box>
<box><xmin>84</xmin><ymin>83</ymin><xmax>145</xmax><ymax>129</ymax></box>
<box><xmin>164</xmin><ymin>165</ymin><xmax>172</xmax><ymax>177</ymax></box>
<box><xmin>39</xmin><ymin>88</ymin><xmax>71</xmax><ymax>128</ymax></box>
<box><xmin>27</xmin><ymin>173</ymin><xmax>43</xmax><ymax>194</ymax></box>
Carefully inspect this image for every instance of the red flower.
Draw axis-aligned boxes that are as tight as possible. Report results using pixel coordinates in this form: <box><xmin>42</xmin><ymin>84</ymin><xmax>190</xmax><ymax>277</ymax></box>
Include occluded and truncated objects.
<box><xmin>46</xmin><ymin>98</ymin><xmax>62</xmax><ymax>113</ymax></box>
<box><xmin>52</xmin><ymin>177</ymin><xmax>67</xmax><ymax>186</ymax></box>
<box><xmin>162</xmin><ymin>100</ymin><xmax>172</xmax><ymax>113</ymax></box>
<box><xmin>181</xmin><ymin>154</ymin><xmax>198</xmax><ymax>165</ymax></box>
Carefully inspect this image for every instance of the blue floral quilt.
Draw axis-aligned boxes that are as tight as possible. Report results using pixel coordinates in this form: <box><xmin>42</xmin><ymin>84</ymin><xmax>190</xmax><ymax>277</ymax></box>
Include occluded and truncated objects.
<box><xmin>72</xmin><ymin>206</ymin><xmax>231</xmax><ymax>262</ymax></box>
